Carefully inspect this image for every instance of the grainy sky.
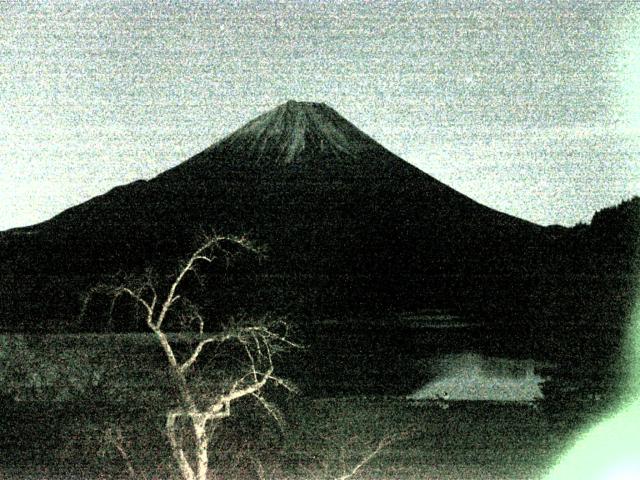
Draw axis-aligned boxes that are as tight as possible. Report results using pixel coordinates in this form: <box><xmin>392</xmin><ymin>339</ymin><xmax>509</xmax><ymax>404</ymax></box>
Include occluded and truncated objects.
<box><xmin>1</xmin><ymin>0</ymin><xmax>639</xmax><ymax>230</ymax></box>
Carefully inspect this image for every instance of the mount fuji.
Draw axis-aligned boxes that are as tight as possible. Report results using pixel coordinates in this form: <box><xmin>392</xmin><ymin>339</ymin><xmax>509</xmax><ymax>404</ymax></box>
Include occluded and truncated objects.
<box><xmin>2</xmin><ymin>101</ymin><xmax>630</xmax><ymax>332</ymax></box>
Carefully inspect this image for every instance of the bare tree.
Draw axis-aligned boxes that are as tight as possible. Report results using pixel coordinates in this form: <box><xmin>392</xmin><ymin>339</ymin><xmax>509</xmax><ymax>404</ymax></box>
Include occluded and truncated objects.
<box><xmin>85</xmin><ymin>235</ymin><xmax>297</xmax><ymax>480</ymax></box>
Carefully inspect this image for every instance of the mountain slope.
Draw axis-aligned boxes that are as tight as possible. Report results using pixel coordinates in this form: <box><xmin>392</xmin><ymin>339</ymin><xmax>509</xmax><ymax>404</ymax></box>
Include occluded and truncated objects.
<box><xmin>1</xmin><ymin>101</ymin><xmax>556</xmax><ymax>331</ymax></box>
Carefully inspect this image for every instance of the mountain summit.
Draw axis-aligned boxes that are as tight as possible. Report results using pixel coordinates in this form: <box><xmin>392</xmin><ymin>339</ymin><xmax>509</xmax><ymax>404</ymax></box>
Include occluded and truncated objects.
<box><xmin>208</xmin><ymin>100</ymin><xmax>395</xmax><ymax>167</ymax></box>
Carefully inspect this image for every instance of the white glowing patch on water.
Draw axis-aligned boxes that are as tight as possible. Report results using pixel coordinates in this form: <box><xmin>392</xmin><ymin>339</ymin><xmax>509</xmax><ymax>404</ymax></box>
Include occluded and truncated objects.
<box><xmin>407</xmin><ymin>352</ymin><xmax>545</xmax><ymax>402</ymax></box>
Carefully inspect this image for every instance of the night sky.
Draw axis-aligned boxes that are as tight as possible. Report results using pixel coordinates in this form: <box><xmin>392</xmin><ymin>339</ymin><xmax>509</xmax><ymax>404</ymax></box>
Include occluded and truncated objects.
<box><xmin>2</xmin><ymin>0</ymin><xmax>639</xmax><ymax>230</ymax></box>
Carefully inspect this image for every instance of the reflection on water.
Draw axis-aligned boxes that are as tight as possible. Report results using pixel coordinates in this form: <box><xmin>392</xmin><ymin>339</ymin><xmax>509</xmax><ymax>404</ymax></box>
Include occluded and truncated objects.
<box><xmin>407</xmin><ymin>352</ymin><xmax>546</xmax><ymax>402</ymax></box>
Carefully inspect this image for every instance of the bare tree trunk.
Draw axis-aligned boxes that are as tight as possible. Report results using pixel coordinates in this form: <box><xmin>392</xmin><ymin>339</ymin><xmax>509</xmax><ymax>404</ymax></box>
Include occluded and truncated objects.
<box><xmin>167</xmin><ymin>412</ymin><xmax>196</xmax><ymax>480</ymax></box>
<box><xmin>166</xmin><ymin>410</ymin><xmax>213</xmax><ymax>480</ymax></box>
<box><xmin>153</xmin><ymin>329</ymin><xmax>196</xmax><ymax>409</ymax></box>
<box><xmin>192</xmin><ymin>413</ymin><xmax>210</xmax><ymax>480</ymax></box>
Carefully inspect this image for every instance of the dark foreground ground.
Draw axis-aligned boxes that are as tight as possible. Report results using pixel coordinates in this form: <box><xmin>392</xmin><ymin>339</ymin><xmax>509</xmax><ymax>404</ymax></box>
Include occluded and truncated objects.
<box><xmin>0</xmin><ymin>395</ymin><xmax>611</xmax><ymax>480</ymax></box>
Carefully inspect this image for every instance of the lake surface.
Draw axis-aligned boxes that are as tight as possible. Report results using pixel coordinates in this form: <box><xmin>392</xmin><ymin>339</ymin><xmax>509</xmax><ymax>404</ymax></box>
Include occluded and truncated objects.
<box><xmin>0</xmin><ymin>322</ymin><xmax>626</xmax><ymax>479</ymax></box>
<box><xmin>0</xmin><ymin>320</ymin><xmax>625</xmax><ymax>401</ymax></box>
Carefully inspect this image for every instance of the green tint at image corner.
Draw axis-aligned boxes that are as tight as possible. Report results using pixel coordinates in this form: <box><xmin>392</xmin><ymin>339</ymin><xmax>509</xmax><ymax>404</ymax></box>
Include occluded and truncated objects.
<box><xmin>545</xmin><ymin>399</ymin><xmax>640</xmax><ymax>480</ymax></box>
<box><xmin>545</xmin><ymin>300</ymin><xmax>640</xmax><ymax>480</ymax></box>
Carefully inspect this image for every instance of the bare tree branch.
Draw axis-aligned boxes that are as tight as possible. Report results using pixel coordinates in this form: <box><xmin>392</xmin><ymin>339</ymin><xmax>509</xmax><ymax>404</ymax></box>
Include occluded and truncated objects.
<box><xmin>334</xmin><ymin>436</ymin><xmax>393</xmax><ymax>480</ymax></box>
<box><xmin>222</xmin><ymin>366</ymin><xmax>275</xmax><ymax>406</ymax></box>
<box><xmin>105</xmin><ymin>426</ymin><xmax>146</xmax><ymax>480</ymax></box>
<box><xmin>179</xmin><ymin>337</ymin><xmax>220</xmax><ymax>373</ymax></box>
<box><xmin>250</xmin><ymin>392</ymin><xmax>284</xmax><ymax>427</ymax></box>
<box><xmin>156</xmin><ymin>236</ymin><xmax>221</xmax><ymax>330</ymax></box>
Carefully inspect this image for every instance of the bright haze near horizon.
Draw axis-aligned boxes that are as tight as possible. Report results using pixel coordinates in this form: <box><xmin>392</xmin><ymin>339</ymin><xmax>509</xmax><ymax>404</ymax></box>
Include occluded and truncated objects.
<box><xmin>1</xmin><ymin>0</ymin><xmax>639</xmax><ymax>231</ymax></box>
